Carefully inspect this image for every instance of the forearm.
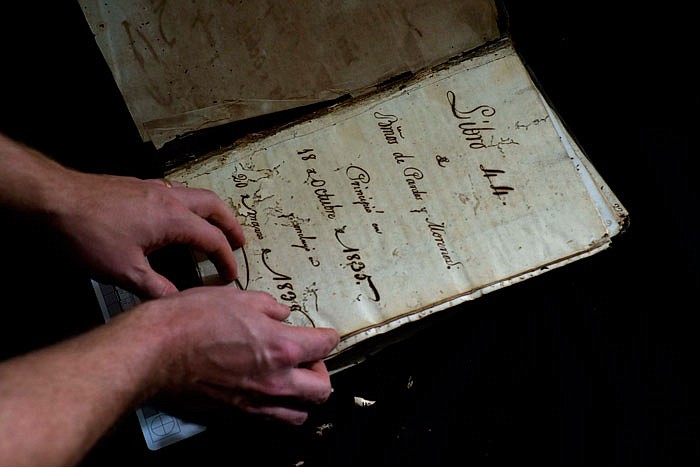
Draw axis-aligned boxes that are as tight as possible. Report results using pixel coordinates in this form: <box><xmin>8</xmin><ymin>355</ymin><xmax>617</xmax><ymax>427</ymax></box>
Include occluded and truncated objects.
<box><xmin>0</xmin><ymin>132</ymin><xmax>74</xmax><ymax>220</ymax></box>
<box><xmin>0</xmin><ymin>307</ymin><xmax>172</xmax><ymax>467</ymax></box>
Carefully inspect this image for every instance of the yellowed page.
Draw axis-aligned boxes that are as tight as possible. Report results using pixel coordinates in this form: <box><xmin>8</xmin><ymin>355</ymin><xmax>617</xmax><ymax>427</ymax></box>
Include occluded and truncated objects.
<box><xmin>169</xmin><ymin>40</ymin><xmax>616</xmax><ymax>356</ymax></box>
<box><xmin>78</xmin><ymin>0</ymin><xmax>500</xmax><ymax>148</ymax></box>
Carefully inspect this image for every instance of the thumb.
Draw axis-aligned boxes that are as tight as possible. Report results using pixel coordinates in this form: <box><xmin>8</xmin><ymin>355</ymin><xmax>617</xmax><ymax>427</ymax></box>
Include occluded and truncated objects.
<box><xmin>130</xmin><ymin>263</ymin><xmax>179</xmax><ymax>298</ymax></box>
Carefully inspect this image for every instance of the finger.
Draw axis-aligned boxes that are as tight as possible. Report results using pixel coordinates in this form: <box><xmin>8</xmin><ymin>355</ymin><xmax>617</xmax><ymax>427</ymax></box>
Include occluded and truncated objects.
<box><xmin>276</xmin><ymin>326</ymin><xmax>340</xmax><ymax>365</ymax></box>
<box><xmin>303</xmin><ymin>358</ymin><xmax>331</xmax><ymax>378</ymax></box>
<box><xmin>196</xmin><ymin>381</ymin><xmax>310</xmax><ymax>425</ymax></box>
<box><xmin>124</xmin><ymin>256</ymin><xmax>179</xmax><ymax>298</ymax></box>
<box><xmin>246</xmin><ymin>361</ymin><xmax>332</xmax><ymax>405</ymax></box>
<box><xmin>170</xmin><ymin>187</ymin><xmax>246</xmax><ymax>247</ymax></box>
<box><xmin>226</xmin><ymin>289</ymin><xmax>290</xmax><ymax>320</ymax></box>
<box><xmin>259</xmin><ymin>296</ymin><xmax>291</xmax><ymax>321</ymax></box>
<box><xmin>167</xmin><ymin>212</ymin><xmax>239</xmax><ymax>281</ymax></box>
<box><xmin>247</xmin><ymin>366</ymin><xmax>333</xmax><ymax>420</ymax></box>
<box><xmin>264</xmin><ymin>302</ymin><xmax>291</xmax><ymax>321</ymax></box>
<box><xmin>284</xmin><ymin>361</ymin><xmax>334</xmax><ymax>404</ymax></box>
<box><xmin>140</xmin><ymin>271</ymin><xmax>180</xmax><ymax>298</ymax></box>
<box><xmin>244</xmin><ymin>404</ymin><xmax>309</xmax><ymax>426</ymax></box>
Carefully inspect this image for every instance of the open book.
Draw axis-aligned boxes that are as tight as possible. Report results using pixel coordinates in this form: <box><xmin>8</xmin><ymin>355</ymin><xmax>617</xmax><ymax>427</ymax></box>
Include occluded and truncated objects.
<box><xmin>165</xmin><ymin>38</ymin><xmax>627</xmax><ymax>369</ymax></box>
<box><xmin>79</xmin><ymin>0</ymin><xmax>627</xmax><ymax>448</ymax></box>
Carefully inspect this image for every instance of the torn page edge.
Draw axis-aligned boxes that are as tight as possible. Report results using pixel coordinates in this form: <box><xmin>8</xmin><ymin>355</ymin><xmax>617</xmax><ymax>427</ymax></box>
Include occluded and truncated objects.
<box><xmin>332</xmin><ymin>241</ymin><xmax>610</xmax><ymax>356</ymax></box>
<box><xmin>143</xmin><ymin>96</ymin><xmax>342</xmax><ymax>149</ymax></box>
<box><xmin>543</xmin><ymin>101</ymin><xmax>629</xmax><ymax>236</ymax></box>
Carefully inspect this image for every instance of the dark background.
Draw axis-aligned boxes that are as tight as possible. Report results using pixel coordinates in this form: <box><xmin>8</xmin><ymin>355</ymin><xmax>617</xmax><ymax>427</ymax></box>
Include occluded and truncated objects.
<box><xmin>0</xmin><ymin>2</ymin><xmax>696</xmax><ymax>466</ymax></box>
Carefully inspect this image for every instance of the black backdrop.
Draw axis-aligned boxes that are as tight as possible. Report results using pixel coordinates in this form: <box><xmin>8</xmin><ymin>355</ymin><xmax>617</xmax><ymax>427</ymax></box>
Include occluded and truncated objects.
<box><xmin>0</xmin><ymin>2</ymin><xmax>696</xmax><ymax>466</ymax></box>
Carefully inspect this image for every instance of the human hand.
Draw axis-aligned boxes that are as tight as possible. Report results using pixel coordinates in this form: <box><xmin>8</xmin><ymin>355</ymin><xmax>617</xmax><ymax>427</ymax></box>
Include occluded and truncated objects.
<box><xmin>51</xmin><ymin>171</ymin><xmax>245</xmax><ymax>298</ymax></box>
<box><xmin>142</xmin><ymin>286</ymin><xmax>340</xmax><ymax>425</ymax></box>
<box><xmin>0</xmin><ymin>284</ymin><xmax>337</xmax><ymax>466</ymax></box>
<box><xmin>0</xmin><ymin>133</ymin><xmax>243</xmax><ymax>298</ymax></box>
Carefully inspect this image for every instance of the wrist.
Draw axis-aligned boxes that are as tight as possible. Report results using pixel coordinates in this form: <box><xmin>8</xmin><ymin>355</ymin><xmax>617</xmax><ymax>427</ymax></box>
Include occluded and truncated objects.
<box><xmin>90</xmin><ymin>304</ymin><xmax>173</xmax><ymax>405</ymax></box>
<box><xmin>0</xmin><ymin>133</ymin><xmax>76</xmax><ymax>222</ymax></box>
<box><xmin>117</xmin><ymin>298</ymin><xmax>193</xmax><ymax>397</ymax></box>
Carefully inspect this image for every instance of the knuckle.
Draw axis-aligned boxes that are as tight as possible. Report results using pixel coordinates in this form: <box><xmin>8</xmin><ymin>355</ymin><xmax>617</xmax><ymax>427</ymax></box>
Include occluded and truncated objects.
<box><xmin>257</xmin><ymin>290</ymin><xmax>277</xmax><ymax>302</ymax></box>
<box><xmin>194</xmin><ymin>186</ymin><xmax>216</xmax><ymax>199</ymax></box>
<box><xmin>123</xmin><ymin>259</ymin><xmax>150</xmax><ymax>284</ymax></box>
<box><xmin>258</xmin><ymin>376</ymin><xmax>289</xmax><ymax>398</ymax></box>
<box><xmin>266</xmin><ymin>339</ymin><xmax>302</xmax><ymax>369</ymax></box>
<box><xmin>151</xmin><ymin>187</ymin><xmax>178</xmax><ymax>208</ymax></box>
<box><xmin>204</xmin><ymin>227</ymin><xmax>230</xmax><ymax>254</ymax></box>
<box><xmin>248</xmin><ymin>290</ymin><xmax>279</xmax><ymax>307</ymax></box>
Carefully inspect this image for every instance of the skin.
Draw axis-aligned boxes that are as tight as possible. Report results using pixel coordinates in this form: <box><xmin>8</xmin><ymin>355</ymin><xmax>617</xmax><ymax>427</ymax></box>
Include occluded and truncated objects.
<box><xmin>0</xmin><ymin>133</ymin><xmax>339</xmax><ymax>467</ymax></box>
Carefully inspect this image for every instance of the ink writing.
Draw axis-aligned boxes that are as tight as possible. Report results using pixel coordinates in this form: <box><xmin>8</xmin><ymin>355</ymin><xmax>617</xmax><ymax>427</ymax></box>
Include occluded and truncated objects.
<box><xmin>446</xmin><ymin>90</ymin><xmax>496</xmax><ymax>150</ymax></box>
<box><xmin>280</xmin><ymin>213</ymin><xmax>317</xmax><ymax>252</ymax></box>
<box><xmin>435</xmin><ymin>154</ymin><xmax>450</xmax><ymax>168</ymax></box>
<box><xmin>345</xmin><ymin>165</ymin><xmax>374</xmax><ymax>213</ymax></box>
<box><xmin>239</xmin><ymin>194</ymin><xmax>264</xmax><ymax>239</ymax></box>
<box><xmin>393</xmin><ymin>152</ymin><xmax>414</xmax><ymax>164</ymax></box>
<box><xmin>260</xmin><ymin>248</ymin><xmax>314</xmax><ymax>325</ymax></box>
<box><xmin>374</xmin><ymin>112</ymin><xmax>404</xmax><ymax>145</ymax></box>
<box><xmin>334</xmin><ymin>226</ymin><xmax>380</xmax><ymax>302</ymax></box>
<box><xmin>403</xmin><ymin>167</ymin><xmax>428</xmax><ymax>200</ymax></box>
<box><xmin>305</xmin><ymin>168</ymin><xmax>343</xmax><ymax>219</ymax></box>
<box><xmin>297</xmin><ymin>148</ymin><xmax>317</xmax><ymax>160</ymax></box>
<box><xmin>480</xmin><ymin>164</ymin><xmax>514</xmax><ymax>205</ymax></box>
<box><xmin>425</xmin><ymin>218</ymin><xmax>463</xmax><ymax>269</ymax></box>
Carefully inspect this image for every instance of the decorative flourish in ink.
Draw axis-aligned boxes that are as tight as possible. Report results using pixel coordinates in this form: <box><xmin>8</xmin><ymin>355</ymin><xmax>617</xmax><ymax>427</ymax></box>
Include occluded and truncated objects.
<box><xmin>301</xmin><ymin>283</ymin><xmax>320</xmax><ymax>318</ymax></box>
<box><xmin>234</xmin><ymin>246</ymin><xmax>250</xmax><ymax>291</ymax></box>
<box><xmin>261</xmin><ymin>248</ymin><xmax>291</xmax><ymax>282</ymax></box>
<box><xmin>235</xmin><ymin>162</ymin><xmax>280</xmax><ymax>182</ymax></box>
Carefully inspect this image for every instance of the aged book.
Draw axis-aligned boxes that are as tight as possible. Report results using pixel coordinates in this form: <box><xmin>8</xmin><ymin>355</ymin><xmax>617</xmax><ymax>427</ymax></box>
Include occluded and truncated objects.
<box><xmin>164</xmin><ymin>37</ymin><xmax>627</xmax><ymax>370</ymax></box>
<box><xmin>80</xmin><ymin>0</ymin><xmax>627</xmax><ymax>448</ymax></box>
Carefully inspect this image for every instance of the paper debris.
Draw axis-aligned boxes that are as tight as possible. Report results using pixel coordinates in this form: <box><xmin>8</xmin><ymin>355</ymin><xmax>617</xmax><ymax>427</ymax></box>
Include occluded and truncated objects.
<box><xmin>353</xmin><ymin>396</ymin><xmax>376</xmax><ymax>407</ymax></box>
<box><xmin>314</xmin><ymin>423</ymin><xmax>333</xmax><ymax>437</ymax></box>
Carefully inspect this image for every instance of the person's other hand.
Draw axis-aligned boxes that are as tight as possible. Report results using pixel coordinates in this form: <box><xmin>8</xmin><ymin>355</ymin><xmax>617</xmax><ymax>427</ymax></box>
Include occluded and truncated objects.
<box><xmin>52</xmin><ymin>171</ymin><xmax>244</xmax><ymax>298</ymax></box>
<box><xmin>140</xmin><ymin>286</ymin><xmax>340</xmax><ymax>425</ymax></box>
